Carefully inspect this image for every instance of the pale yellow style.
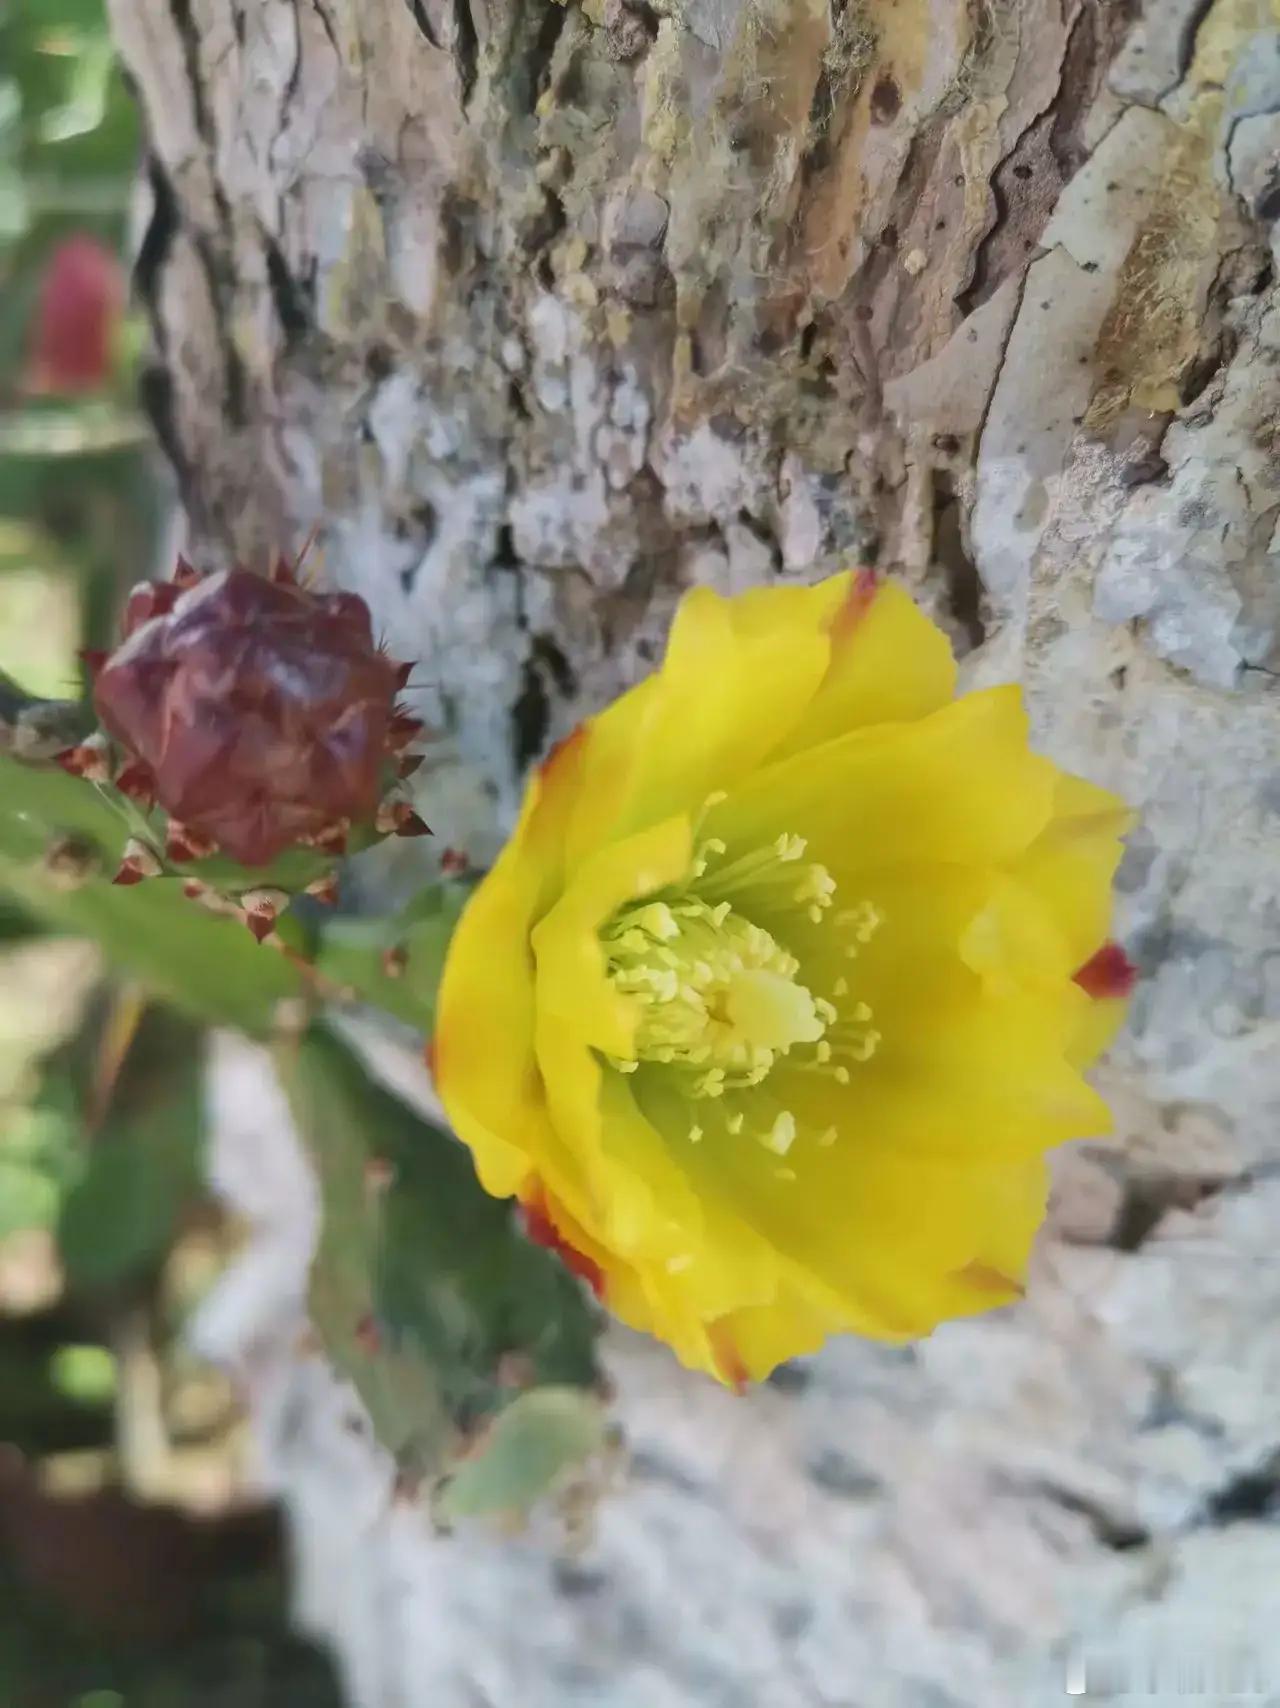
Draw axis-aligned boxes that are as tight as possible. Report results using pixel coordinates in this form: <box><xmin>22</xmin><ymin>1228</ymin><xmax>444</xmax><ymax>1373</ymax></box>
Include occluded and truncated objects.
<box><xmin>435</xmin><ymin>572</ymin><xmax>1132</xmax><ymax>1384</ymax></box>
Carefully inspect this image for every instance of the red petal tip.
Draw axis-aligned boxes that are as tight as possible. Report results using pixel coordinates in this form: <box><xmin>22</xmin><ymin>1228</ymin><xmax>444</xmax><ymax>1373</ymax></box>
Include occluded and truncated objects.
<box><xmin>830</xmin><ymin>567</ymin><xmax>881</xmax><ymax>645</ymax></box>
<box><xmin>707</xmin><ymin>1323</ymin><xmax>750</xmax><ymax>1395</ymax></box>
<box><xmin>1074</xmin><ymin>942</ymin><xmax>1138</xmax><ymax>1001</ymax></box>
<box><xmin>520</xmin><ymin>1188</ymin><xmax>605</xmax><ymax>1300</ymax></box>
<box><xmin>305</xmin><ymin>875</ymin><xmax>340</xmax><ymax>906</ymax></box>
<box><xmin>539</xmin><ymin>722</ymin><xmax>588</xmax><ymax>781</ymax></box>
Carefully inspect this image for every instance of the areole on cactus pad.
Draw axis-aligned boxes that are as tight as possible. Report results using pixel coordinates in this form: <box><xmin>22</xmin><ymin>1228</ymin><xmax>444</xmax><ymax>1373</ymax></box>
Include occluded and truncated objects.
<box><xmin>57</xmin><ymin>553</ymin><xmax>431</xmax><ymax>941</ymax></box>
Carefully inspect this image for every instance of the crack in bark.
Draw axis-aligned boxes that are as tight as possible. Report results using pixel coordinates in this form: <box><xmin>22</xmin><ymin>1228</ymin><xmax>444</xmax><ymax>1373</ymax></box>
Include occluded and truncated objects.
<box><xmin>1175</xmin><ymin>0</ymin><xmax>1217</xmax><ymax>86</ymax></box>
<box><xmin>133</xmin><ymin>154</ymin><xmax>197</xmax><ymax>503</ymax></box>
<box><xmin>303</xmin><ymin>0</ymin><xmax>339</xmax><ymax>58</ymax></box>
<box><xmin>406</xmin><ymin>0</ymin><xmax>446</xmax><ymax>51</ymax></box>
<box><xmin>263</xmin><ymin>229</ymin><xmax>312</xmax><ymax>346</ymax></box>
<box><xmin>166</xmin><ymin>0</ymin><xmax>248</xmax><ymax>428</ymax></box>
<box><xmin>452</xmin><ymin>0</ymin><xmax>479</xmax><ymax>106</ymax></box>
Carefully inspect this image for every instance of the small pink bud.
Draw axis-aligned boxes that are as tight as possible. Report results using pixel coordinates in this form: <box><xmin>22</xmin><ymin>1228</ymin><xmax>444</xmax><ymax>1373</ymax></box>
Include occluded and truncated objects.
<box><xmin>26</xmin><ymin>235</ymin><xmax>124</xmax><ymax>396</ymax></box>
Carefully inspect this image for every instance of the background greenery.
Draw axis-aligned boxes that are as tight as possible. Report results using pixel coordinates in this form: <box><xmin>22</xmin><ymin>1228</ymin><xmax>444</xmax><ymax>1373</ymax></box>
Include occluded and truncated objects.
<box><xmin>1</xmin><ymin>13</ymin><xmax>608</xmax><ymax>1699</ymax></box>
<box><xmin>0</xmin><ymin>5</ymin><xmax>347</xmax><ymax>1704</ymax></box>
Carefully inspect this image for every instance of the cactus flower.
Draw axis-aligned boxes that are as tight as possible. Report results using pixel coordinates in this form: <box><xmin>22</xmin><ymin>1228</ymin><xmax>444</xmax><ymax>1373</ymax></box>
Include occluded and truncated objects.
<box><xmin>434</xmin><ymin>572</ymin><xmax>1133</xmax><ymax>1385</ymax></box>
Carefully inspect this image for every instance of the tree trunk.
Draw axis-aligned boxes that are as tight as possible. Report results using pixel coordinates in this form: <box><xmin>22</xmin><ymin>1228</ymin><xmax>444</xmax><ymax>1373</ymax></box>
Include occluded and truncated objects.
<box><xmin>107</xmin><ymin>0</ymin><xmax>1280</xmax><ymax>1702</ymax></box>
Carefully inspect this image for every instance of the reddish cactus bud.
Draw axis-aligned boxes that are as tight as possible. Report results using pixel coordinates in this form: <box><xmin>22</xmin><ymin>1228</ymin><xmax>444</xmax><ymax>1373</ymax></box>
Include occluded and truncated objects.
<box><xmin>305</xmin><ymin>873</ymin><xmax>340</xmax><ymax>906</ymax></box>
<box><xmin>93</xmin><ymin>568</ymin><xmax>403</xmax><ymax>867</ymax></box>
<box><xmin>440</xmin><ymin>847</ymin><xmax>469</xmax><ymax>876</ymax></box>
<box><xmin>381</xmin><ymin>945</ymin><xmax>408</xmax><ymax>979</ymax></box>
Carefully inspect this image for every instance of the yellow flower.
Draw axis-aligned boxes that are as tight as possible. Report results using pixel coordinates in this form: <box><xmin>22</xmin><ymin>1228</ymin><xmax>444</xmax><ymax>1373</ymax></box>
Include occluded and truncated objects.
<box><xmin>434</xmin><ymin>572</ymin><xmax>1133</xmax><ymax>1385</ymax></box>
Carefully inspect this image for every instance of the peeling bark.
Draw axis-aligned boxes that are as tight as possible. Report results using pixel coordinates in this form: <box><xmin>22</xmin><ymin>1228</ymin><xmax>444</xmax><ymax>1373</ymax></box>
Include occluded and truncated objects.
<box><xmin>110</xmin><ymin>0</ymin><xmax>1280</xmax><ymax>1701</ymax></box>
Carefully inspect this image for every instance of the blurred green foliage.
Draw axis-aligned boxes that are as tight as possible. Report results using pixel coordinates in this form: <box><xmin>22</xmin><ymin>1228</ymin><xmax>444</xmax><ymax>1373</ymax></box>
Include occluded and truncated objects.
<box><xmin>0</xmin><ymin>12</ymin><xmax>344</xmax><ymax>1693</ymax></box>
<box><xmin>0</xmin><ymin>0</ymin><xmax>604</xmax><ymax>1617</ymax></box>
<box><xmin>282</xmin><ymin>1026</ymin><xmax>602</xmax><ymax>1490</ymax></box>
<box><xmin>0</xmin><ymin>0</ymin><xmax>159</xmax><ymax>691</ymax></box>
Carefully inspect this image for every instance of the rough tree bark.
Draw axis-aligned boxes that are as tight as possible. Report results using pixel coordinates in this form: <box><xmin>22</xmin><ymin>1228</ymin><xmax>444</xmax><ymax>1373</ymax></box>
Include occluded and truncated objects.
<box><xmin>107</xmin><ymin>0</ymin><xmax>1280</xmax><ymax>1703</ymax></box>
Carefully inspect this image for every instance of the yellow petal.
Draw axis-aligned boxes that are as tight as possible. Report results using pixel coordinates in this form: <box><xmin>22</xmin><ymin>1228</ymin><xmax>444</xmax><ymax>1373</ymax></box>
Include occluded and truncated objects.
<box><xmin>712</xmin><ymin>686</ymin><xmax>1059</xmax><ymax>877</ymax></box>
<box><xmin>1012</xmin><ymin>771</ymin><xmax>1133</xmax><ymax>966</ymax></box>
<box><xmin>688</xmin><ymin>1102</ymin><xmax>1049</xmax><ymax>1340</ymax></box>
<box><xmin>776</xmin><ymin>576</ymin><xmax>958</xmax><ymax>757</ymax></box>
<box><xmin>533</xmin><ymin>812</ymin><xmax>694</xmax><ymax>1060</ymax></box>
<box><xmin>565</xmin><ymin>583</ymin><xmax>834</xmax><ymax>861</ymax></box>
<box><xmin>434</xmin><ymin>719</ymin><xmax>599</xmax><ymax>1200</ymax></box>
